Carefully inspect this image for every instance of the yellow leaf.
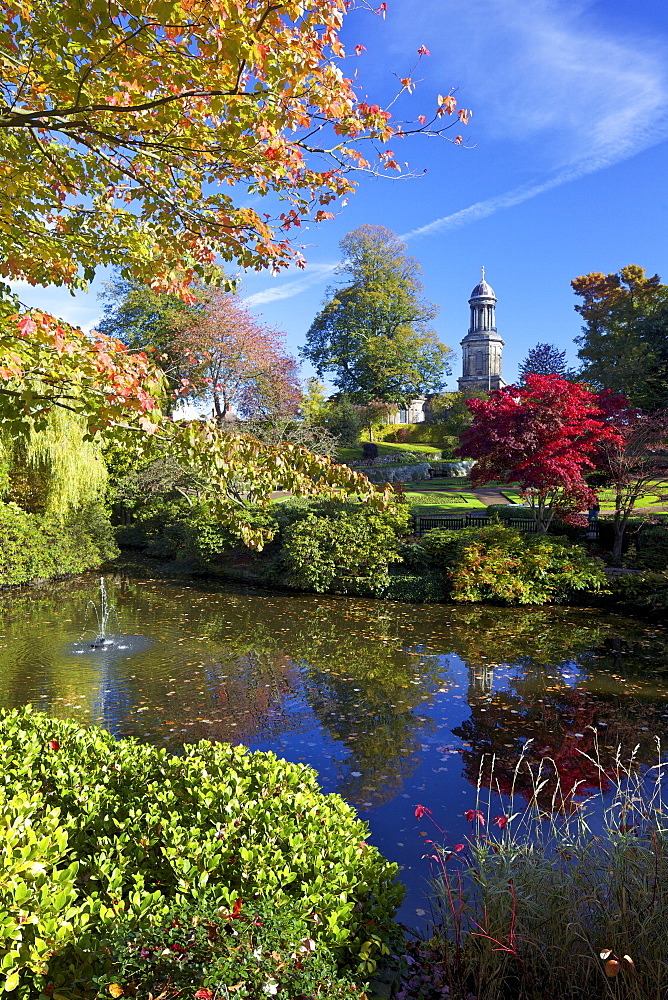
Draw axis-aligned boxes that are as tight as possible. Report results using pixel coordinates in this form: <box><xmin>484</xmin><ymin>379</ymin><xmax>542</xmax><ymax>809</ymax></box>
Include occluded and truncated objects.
<box><xmin>108</xmin><ymin>985</ymin><xmax>124</xmax><ymax>997</ymax></box>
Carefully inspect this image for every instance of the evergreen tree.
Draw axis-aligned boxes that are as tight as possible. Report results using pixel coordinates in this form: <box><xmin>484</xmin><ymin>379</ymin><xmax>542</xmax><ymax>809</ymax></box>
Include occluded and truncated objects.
<box><xmin>518</xmin><ymin>343</ymin><xmax>567</xmax><ymax>382</ymax></box>
<box><xmin>302</xmin><ymin>225</ymin><xmax>452</xmax><ymax>405</ymax></box>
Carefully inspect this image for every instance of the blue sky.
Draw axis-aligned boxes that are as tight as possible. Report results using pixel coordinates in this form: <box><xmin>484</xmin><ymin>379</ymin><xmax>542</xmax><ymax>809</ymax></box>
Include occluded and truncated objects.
<box><xmin>12</xmin><ymin>0</ymin><xmax>668</xmax><ymax>392</ymax></box>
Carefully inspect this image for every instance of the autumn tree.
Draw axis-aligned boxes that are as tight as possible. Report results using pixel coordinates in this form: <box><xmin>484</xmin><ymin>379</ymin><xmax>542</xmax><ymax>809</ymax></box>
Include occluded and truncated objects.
<box><xmin>572</xmin><ymin>266</ymin><xmax>668</xmax><ymax>407</ymax></box>
<box><xmin>302</xmin><ymin>225</ymin><xmax>453</xmax><ymax>405</ymax></box>
<box><xmin>97</xmin><ymin>278</ymin><xmax>198</xmax><ymax>401</ymax></box>
<box><xmin>594</xmin><ymin>405</ymin><xmax>668</xmax><ymax>561</ymax></box>
<box><xmin>518</xmin><ymin>342</ymin><xmax>567</xmax><ymax>382</ymax></box>
<box><xmin>457</xmin><ymin>375</ymin><xmax>622</xmax><ymax>532</ymax></box>
<box><xmin>0</xmin><ymin>1</ymin><xmax>468</xmax><ymax>295</ymax></box>
<box><xmin>174</xmin><ymin>291</ymin><xmax>302</xmax><ymax>423</ymax></box>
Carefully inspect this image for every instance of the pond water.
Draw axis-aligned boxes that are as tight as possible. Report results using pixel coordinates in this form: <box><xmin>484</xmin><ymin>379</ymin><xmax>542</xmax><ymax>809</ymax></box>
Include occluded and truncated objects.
<box><xmin>1</xmin><ymin>571</ymin><xmax>667</xmax><ymax>928</ymax></box>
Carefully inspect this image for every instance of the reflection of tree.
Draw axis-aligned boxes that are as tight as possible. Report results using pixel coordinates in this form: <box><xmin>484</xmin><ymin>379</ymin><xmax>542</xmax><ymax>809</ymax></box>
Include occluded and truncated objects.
<box><xmin>206</xmin><ymin>606</ymin><xmax>450</xmax><ymax>806</ymax></box>
<box><xmin>454</xmin><ymin>660</ymin><xmax>668</xmax><ymax>812</ymax></box>
<box><xmin>444</xmin><ymin>606</ymin><xmax>612</xmax><ymax>669</ymax></box>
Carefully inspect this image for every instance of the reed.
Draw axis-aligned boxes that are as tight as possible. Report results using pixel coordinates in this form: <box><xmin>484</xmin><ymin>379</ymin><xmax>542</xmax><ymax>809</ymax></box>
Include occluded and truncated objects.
<box><xmin>403</xmin><ymin>737</ymin><xmax>668</xmax><ymax>1000</ymax></box>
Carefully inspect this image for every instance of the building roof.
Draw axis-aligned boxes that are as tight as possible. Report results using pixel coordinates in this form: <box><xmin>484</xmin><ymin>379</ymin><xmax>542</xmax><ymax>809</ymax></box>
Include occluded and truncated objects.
<box><xmin>469</xmin><ymin>266</ymin><xmax>496</xmax><ymax>301</ymax></box>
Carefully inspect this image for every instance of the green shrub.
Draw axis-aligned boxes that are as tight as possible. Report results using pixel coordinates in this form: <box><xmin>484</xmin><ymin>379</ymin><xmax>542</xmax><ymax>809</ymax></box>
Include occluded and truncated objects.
<box><xmin>375</xmin><ymin>423</ymin><xmax>457</xmax><ymax>453</ymax></box>
<box><xmin>0</xmin><ymin>789</ymin><xmax>85</xmax><ymax>996</ymax></box>
<box><xmin>420</xmin><ymin>524</ymin><xmax>606</xmax><ymax>604</ymax></box>
<box><xmin>606</xmin><ymin>569</ymin><xmax>668</xmax><ymax>613</ymax></box>
<box><xmin>0</xmin><ymin>709</ymin><xmax>403</xmax><ymax>994</ymax></box>
<box><xmin>280</xmin><ymin>505</ymin><xmax>410</xmax><ymax>595</ymax></box>
<box><xmin>324</xmin><ymin>396</ymin><xmax>365</xmax><ymax>446</ymax></box>
<box><xmin>634</xmin><ymin>525</ymin><xmax>668</xmax><ymax>570</ymax></box>
<box><xmin>186</xmin><ymin>506</ymin><xmax>278</xmax><ymax>562</ymax></box>
<box><xmin>397</xmin><ymin>539</ymin><xmax>432</xmax><ymax>574</ymax></box>
<box><xmin>96</xmin><ymin>898</ymin><xmax>366</xmax><ymax>1000</ymax></box>
<box><xmin>0</xmin><ymin>502</ymin><xmax>116</xmax><ymax>586</ymax></box>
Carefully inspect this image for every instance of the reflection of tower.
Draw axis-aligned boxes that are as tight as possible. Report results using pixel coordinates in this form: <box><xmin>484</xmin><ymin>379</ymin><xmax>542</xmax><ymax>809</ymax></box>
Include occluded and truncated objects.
<box><xmin>467</xmin><ymin>663</ymin><xmax>494</xmax><ymax>699</ymax></box>
<box><xmin>458</xmin><ymin>268</ymin><xmax>505</xmax><ymax>392</ymax></box>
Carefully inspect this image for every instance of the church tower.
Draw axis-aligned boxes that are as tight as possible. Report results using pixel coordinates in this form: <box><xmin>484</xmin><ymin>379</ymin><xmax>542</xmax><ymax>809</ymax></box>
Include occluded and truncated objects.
<box><xmin>457</xmin><ymin>268</ymin><xmax>505</xmax><ymax>393</ymax></box>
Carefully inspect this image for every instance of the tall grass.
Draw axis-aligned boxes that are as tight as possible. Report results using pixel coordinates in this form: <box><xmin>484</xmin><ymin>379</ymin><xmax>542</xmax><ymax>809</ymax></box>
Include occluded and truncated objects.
<box><xmin>405</xmin><ymin>738</ymin><xmax>668</xmax><ymax>1000</ymax></box>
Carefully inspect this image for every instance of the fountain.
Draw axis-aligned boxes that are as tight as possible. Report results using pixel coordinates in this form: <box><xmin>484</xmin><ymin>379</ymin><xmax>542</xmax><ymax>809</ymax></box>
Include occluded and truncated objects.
<box><xmin>69</xmin><ymin>576</ymin><xmax>152</xmax><ymax>659</ymax></box>
<box><xmin>83</xmin><ymin>577</ymin><xmax>120</xmax><ymax>648</ymax></box>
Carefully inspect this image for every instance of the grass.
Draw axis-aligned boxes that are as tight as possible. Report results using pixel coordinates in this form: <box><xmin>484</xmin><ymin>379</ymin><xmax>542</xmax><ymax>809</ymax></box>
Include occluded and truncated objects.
<box><xmin>501</xmin><ymin>488</ymin><xmax>668</xmax><ymax>510</ymax></box>
<box><xmin>406</xmin><ymin>492</ymin><xmax>488</xmax><ymax>509</ymax></box>
<box><xmin>336</xmin><ymin>442</ymin><xmax>443</xmax><ymax>461</ymax></box>
<box><xmin>397</xmin><ymin>745</ymin><xmax>668</xmax><ymax>1000</ymax></box>
<box><xmin>403</xmin><ymin>478</ymin><xmax>472</xmax><ymax>492</ymax></box>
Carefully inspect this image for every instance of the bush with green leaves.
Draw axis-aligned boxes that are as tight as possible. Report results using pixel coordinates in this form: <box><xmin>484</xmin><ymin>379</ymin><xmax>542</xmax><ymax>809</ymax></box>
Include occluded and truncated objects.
<box><xmin>96</xmin><ymin>897</ymin><xmax>367</xmax><ymax>1000</ymax></box>
<box><xmin>280</xmin><ymin>503</ymin><xmax>410</xmax><ymax>595</ymax></box>
<box><xmin>0</xmin><ymin>502</ymin><xmax>117</xmax><ymax>586</ymax></box>
<box><xmin>185</xmin><ymin>505</ymin><xmax>279</xmax><ymax>563</ymax></box>
<box><xmin>0</xmin><ymin>790</ymin><xmax>86</xmax><ymax>996</ymax></box>
<box><xmin>633</xmin><ymin>525</ymin><xmax>668</xmax><ymax>571</ymax></box>
<box><xmin>0</xmin><ymin>709</ymin><xmax>403</xmax><ymax>995</ymax></box>
<box><xmin>420</xmin><ymin>523</ymin><xmax>606</xmax><ymax>604</ymax></box>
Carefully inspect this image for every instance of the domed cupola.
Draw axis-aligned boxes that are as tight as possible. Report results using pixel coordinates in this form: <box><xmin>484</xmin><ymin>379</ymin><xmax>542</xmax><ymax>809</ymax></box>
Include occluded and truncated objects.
<box><xmin>469</xmin><ymin>270</ymin><xmax>496</xmax><ymax>301</ymax></box>
<box><xmin>458</xmin><ymin>268</ymin><xmax>506</xmax><ymax>393</ymax></box>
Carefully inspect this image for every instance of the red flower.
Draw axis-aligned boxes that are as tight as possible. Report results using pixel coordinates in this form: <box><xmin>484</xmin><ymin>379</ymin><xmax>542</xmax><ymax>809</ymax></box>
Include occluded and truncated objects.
<box><xmin>464</xmin><ymin>809</ymin><xmax>485</xmax><ymax>826</ymax></box>
<box><xmin>414</xmin><ymin>804</ymin><xmax>432</xmax><ymax>820</ymax></box>
<box><xmin>493</xmin><ymin>815</ymin><xmax>508</xmax><ymax>830</ymax></box>
<box><xmin>194</xmin><ymin>991</ymin><xmax>213</xmax><ymax>999</ymax></box>
<box><xmin>48</xmin><ymin>739</ymin><xmax>60</xmax><ymax>751</ymax></box>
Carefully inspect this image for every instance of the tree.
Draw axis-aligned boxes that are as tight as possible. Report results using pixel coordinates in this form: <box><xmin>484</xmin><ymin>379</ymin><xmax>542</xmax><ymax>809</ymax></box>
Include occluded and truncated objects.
<box><xmin>0</xmin><ymin>309</ymin><xmax>165</xmax><ymax>440</ymax></box>
<box><xmin>173</xmin><ymin>291</ymin><xmax>302</xmax><ymax>423</ymax></box>
<box><xmin>594</xmin><ymin>406</ymin><xmax>668</xmax><ymax>561</ymax></box>
<box><xmin>324</xmin><ymin>395</ymin><xmax>367</xmax><ymax>447</ymax></box>
<box><xmin>97</xmin><ymin>278</ymin><xmax>197</xmax><ymax>400</ymax></box>
<box><xmin>572</xmin><ymin>266</ymin><xmax>668</xmax><ymax>407</ymax></box>
<box><xmin>457</xmin><ymin>374</ymin><xmax>622</xmax><ymax>532</ymax></box>
<box><xmin>518</xmin><ymin>343</ymin><xmax>567</xmax><ymax>382</ymax></box>
<box><xmin>301</xmin><ymin>379</ymin><xmax>330</xmax><ymax>426</ymax></box>
<box><xmin>1</xmin><ymin>1</ymin><xmax>467</xmax><ymax>295</ymax></box>
<box><xmin>302</xmin><ymin>225</ymin><xmax>453</xmax><ymax>404</ymax></box>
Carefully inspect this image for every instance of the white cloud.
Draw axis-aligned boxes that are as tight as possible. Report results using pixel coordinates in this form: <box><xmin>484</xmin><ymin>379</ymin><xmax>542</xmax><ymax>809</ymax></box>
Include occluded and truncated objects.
<box><xmin>395</xmin><ymin>0</ymin><xmax>668</xmax><ymax>238</ymax></box>
<box><xmin>242</xmin><ymin>263</ymin><xmax>339</xmax><ymax>307</ymax></box>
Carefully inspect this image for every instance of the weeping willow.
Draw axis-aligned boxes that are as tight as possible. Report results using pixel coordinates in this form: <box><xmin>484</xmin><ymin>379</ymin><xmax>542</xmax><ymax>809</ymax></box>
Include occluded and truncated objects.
<box><xmin>0</xmin><ymin>408</ymin><xmax>108</xmax><ymax>518</ymax></box>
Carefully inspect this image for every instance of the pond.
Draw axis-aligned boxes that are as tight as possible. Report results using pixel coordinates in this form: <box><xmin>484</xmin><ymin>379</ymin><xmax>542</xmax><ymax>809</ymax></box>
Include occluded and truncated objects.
<box><xmin>1</xmin><ymin>571</ymin><xmax>667</xmax><ymax>928</ymax></box>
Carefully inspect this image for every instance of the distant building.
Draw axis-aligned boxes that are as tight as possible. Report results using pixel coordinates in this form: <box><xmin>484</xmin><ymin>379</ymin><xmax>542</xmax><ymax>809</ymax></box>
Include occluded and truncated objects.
<box><xmin>458</xmin><ymin>268</ymin><xmax>505</xmax><ymax>393</ymax></box>
<box><xmin>384</xmin><ymin>396</ymin><xmax>429</xmax><ymax>425</ymax></box>
<box><xmin>383</xmin><ymin>270</ymin><xmax>506</xmax><ymax>425</ymax></box>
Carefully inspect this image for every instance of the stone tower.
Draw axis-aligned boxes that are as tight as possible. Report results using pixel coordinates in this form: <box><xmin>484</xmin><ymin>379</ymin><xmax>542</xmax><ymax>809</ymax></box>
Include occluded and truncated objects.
<box><xmin>457</xmin><ymin>268</ymin><xmax>505</xmax><ymax>393</ymax></box>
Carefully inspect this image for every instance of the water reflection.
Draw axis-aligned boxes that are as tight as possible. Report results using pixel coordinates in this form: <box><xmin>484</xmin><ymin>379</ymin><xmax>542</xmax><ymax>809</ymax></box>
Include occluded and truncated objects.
<box><xmin>0</xmin><ymin>573</ymin><xmax>667</xmax><ymax>924</ymax></box>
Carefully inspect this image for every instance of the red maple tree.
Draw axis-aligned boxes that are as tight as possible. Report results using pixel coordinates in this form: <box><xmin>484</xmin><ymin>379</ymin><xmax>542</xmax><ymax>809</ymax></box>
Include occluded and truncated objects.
<box><xmin>457</xmin><ymin>375</ymin><xmax>623</xmax><ymax>531</ymax></box>
<box><xmin>172</xmin><ymin>291</ymin><xmax>302</xmax><ymax>423</ymax></box>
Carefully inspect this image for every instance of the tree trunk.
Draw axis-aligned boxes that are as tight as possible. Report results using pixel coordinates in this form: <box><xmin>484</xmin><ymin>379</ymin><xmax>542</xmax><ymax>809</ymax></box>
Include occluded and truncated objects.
<box><xmin>212</xmin><ymin>391</ymin><xmax>228</xmax><ymax>427</ymax></box>
<box><xmin>612</xmin><ymin>497</ymin><xmax>628</xmax><ymax>563</ymax></box>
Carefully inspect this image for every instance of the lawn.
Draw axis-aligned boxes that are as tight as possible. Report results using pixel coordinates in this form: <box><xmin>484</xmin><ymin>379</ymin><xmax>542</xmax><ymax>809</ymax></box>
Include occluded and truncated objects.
<box><xmin>501</xmin><ymin>488</ymin><xmax>668</xmax><ymax>509</ymax></box>
<box><xmin>406</xmin><ymin>492</ymin><xmax>488</xmax><ymax>509</ymax></box>
<box><xmin>336</xmin><ymin>442</ymin><xmax>443</xmax><ymax>461</ymax></box>
<box><xmin>403</xmin><ymin>477</ymin><xmax>472</xmax><ymax>492</ymax></box>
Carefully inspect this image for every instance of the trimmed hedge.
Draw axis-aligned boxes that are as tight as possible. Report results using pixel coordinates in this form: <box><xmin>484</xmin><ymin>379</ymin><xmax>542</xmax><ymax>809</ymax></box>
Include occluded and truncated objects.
<box><xmin>0</xmin><ymin>709</ymin><xmax>403</xmax><ymax>996</ymax></box>
<box><xmin>0</xmin><ymin>502</ymin><xmax>117</xmax><ymax>586</ymax></box>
